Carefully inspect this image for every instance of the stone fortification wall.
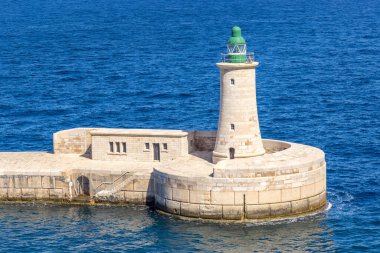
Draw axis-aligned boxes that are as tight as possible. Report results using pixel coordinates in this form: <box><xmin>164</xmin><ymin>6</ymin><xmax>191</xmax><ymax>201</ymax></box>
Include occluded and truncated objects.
<box><xmin>87</xmin><ymin>171</ymin><xmax>154</xmax><ymax>205</ymax></box>
<box><xmin>53</xmin><ymin>128</ymin><xmax>94</xmax><ymax>155</ymax></box>
<box><xmin>0</xmin><ymin>170</ymin><xmax>154</xmax><ymax>205</ymax></box>
<box><xmin>0</xmin><ymin>174</ymin><xmax>70</xmax><ymax>201</ymax></box>
<box><xmin>154</xmin><ymin>165</ymin><xmax>326</xmax><ymax>220</ymax></box>
<box><xmin>153</xmin><ymin>141</ymin><xmax>327</xmax><ymax>220</ymax></box>
<box><xmin>193</xmin><ymin>131</ymin><xmax>216</xmax><ymax>151</ymax></box>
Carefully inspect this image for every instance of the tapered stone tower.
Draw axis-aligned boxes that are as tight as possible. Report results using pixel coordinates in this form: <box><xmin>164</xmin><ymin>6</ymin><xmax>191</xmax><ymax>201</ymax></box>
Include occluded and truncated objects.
<box><xmin>212</xmin><ymin>26</ymin><xmax>265</xmax><ymax>163</ymax></box>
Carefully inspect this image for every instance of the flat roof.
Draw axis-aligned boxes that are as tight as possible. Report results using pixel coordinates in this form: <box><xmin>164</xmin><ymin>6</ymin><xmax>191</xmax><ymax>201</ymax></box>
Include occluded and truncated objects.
<box><xmin>90</xmin><ymin>128</ymin><xmax>190</xmax><ymax>137</ymax></box>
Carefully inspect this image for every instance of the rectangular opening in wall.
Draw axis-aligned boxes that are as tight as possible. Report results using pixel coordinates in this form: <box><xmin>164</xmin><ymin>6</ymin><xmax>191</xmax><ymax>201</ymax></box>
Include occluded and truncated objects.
<box><xmin>230</xmin><ymin>79</ymin><xmax>235</xmax><ymax>85</ymax></box>
<box><xmin>145</xmin><ymin>143</ymin><xmax>150</xmax><ymax>150</ymax></box>
<box><xmin>109</xmin><ymin>142</ymin><xmax>114</xmax><ymax>153</ymax></box>
<box><xmin>122</xmin><ymin>142</ymin><xmax>126</xmax><ymax>153</ymax></box>
<box><xmin>153</xmin><ymin>143</ymin><xmax>160</xmax><ymax>161</ymax></box>
<box><xmin>163</xmin><ymin>143</ymin><xmax>168</xmax><ymax>150</ymax></box>
<box><xmin>231</xmin><ymin>124</ymin><xmax>235</xmax><ymax>131</ymax></box>
<box><xmin>116</xmin><ymin>142</ymin><xmax>120</xmax><ymax>153</ymax></box>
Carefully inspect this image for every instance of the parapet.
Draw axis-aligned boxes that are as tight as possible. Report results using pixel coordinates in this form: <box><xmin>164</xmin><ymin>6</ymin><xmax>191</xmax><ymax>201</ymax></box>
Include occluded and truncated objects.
<box><xmin>53</xmin><ymin>128</ymin><xmax>95</xmax><ymax>155</ymax></box>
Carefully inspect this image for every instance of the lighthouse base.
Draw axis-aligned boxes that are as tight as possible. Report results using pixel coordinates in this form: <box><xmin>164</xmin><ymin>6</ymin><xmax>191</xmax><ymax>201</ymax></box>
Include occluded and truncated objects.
<box><xmin>154</xmin><ymin>139</ymin><xmax>327</xmax><ymax>221</ymax></box>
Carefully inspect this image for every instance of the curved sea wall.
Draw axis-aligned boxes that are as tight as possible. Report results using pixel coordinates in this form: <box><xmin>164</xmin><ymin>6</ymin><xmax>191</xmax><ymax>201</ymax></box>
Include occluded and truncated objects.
<box><xmin>153</xmin><ymin>140</ymin><xmax>327</xmax><ymax>220</ymax></box>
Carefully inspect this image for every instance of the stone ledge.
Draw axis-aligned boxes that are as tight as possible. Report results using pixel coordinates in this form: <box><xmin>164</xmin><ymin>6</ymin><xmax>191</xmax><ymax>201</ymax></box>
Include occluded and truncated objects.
<box><xmin>155</xmin><ymin>191</ymin><xmax>327</xmax><ymax>220</ymax></box>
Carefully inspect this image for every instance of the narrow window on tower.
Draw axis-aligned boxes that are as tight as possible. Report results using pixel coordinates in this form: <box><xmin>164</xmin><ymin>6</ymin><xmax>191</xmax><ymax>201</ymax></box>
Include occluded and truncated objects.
<box><xmin>109</xmin><ymin>142</ymin><xmax>114</xmax><ymax>153</ymax></box>
<box><xmin>230</xmin><ymin>79</ymin><xmax>235</xmax><ymax>85</ymax></box>
<box><xmin>116</xmin><ymin>142</ymin><xmax>120</xmax><ymax>153</ymax></box>
<box><xmin>231</xmin><ymin>124</ymin><xmax>235</xmax><ymax>131</ymax></box>
<box><xmin>145</xmin><ymin>143</ymin><xmax>150</xmax><ymax>150</ymax></box>
<box><xmin>163</xmin><ymin>143</ymin><xmax>168</xmax><ymax>150</ymax></box>
<box><xmin>122</xmin><ymin>142</ymin><xmax>127</xmax><ymax>153</ymax></box>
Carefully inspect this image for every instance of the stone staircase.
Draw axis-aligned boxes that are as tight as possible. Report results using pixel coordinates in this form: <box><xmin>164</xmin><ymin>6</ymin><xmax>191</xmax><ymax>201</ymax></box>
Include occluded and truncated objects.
<box><xmin>94</xmin><ymin>171</ymin><xmax>134</xmax><ymax>202</ymax></box>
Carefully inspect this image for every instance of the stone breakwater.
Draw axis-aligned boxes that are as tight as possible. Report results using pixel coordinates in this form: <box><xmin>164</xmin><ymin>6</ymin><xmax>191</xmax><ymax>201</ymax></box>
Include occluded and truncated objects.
<box><xmin>154</xmin><ymin>140</ymin><xmax>326</xmax><ymax>220</ymax></box>
<box><xmin>0</xmin><ymin>128</ymin><xmax>326</xmax><ymax>221</ymax></box>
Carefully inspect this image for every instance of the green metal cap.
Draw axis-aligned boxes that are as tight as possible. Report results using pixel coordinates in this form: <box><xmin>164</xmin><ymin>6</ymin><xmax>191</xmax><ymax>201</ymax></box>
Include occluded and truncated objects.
<box><xmin>228</xmin><ymin>26</ymin><xmax>246</xmax><ymax>45</ymax></box>
<box><xmin>227</xmin><ymin>26</ymin><xmax>247</xmax><ymax>63</ymax></box>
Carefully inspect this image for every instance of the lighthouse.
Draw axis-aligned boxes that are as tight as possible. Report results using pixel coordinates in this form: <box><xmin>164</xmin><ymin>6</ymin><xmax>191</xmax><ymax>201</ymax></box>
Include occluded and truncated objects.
<box><xmin>212</xmin><ymin>26</ymin><xmax>266</xmax><ymax>163</ymax></box>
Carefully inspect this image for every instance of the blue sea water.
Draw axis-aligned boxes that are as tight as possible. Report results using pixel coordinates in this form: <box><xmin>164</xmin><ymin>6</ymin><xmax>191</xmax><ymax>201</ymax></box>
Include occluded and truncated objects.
<box><xmin>0</xmin><ymin>0</ymin><xmax>379</xmax><ymax>252</ymax></box>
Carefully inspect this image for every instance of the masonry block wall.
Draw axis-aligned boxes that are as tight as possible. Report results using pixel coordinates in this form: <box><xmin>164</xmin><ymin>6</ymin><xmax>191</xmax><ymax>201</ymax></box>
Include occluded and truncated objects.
<box><xmin>193</xmin><ymin>131</ymin><xmax>216</xmax><ymax>151</ymax></box>
<box><xmin>53</xmin><ymin>128</ymin><xmax>94</xmax><ymax>155</ymax></box>
<box><xmin>91</xmin><ymin>134</ymin><xmax>189</xmax><ymax>162</ymax></box>
<box><xmin>0</xmin><ymin>171</ymin><xmax>155</xmax><ymax>205</ymax></box>
<box><xmin>213</xmin><ymin>63</ymin><xmax>266</xmax><ymax>163</ymax></box>
<box><xmin>154</xmin><ymin>164</ymin><xmax>326</xmax><ymax>220</ymax></box>
<box><xmin>153</xmin><ymin>140</ymin><xmax>327</xmax><ymax>220</ymax></box>
<box><xmin>0</xmin><ymin>175</ymin><xmax>70</xmax><ymax>201</ymax></box>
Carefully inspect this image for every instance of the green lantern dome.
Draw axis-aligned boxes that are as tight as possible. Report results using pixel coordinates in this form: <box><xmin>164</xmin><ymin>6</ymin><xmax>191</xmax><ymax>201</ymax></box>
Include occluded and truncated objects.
<box><xmin>227</xmin><ymin>26</ymin><xmax>247</xmax><ymax>63</ymax></box>
<box><xmin>228</xmin><ymin>26</ymin><xmax>246</xmax><ymax>45</ymax></box>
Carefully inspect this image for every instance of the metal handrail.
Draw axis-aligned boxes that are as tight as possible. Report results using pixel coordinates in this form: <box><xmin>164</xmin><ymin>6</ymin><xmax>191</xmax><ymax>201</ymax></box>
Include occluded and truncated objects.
<box><xmin>95</xmin><ymin>170</ymin><xmax>131</xmax><ymax>192</ymax></box>
<box><xmin>221</xmin><ymin>52</ymin><xmax>255</xmax><ymax>63</ymax></box>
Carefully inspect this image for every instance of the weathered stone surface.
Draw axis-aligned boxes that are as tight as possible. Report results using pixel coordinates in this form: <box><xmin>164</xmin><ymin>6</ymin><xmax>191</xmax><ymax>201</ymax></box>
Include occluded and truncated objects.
<box><xmin>27</xmin><ymin>176</ymin><xmax>42</xmax><ymax>189</ymax></box>
<box><xmin>301</xmin><ymin>183</ymin><xmax>316</xmax><ymax>198</ymax></box>
<box><xmin>142</xmin><ymin>191</ymin><xmax>155</xmax><ymax>204</ymax></box>
<box><xmin>21</xmin><ymin>188</ymin><xmax>36</xmax><ymax>200</ymax></box>
<box><xmin>308</xmin><ymin>192</ymin><xmax>326</xmax><ymax>210</ymax></box>
<box><xmin>42</xmin><ymin>176</ymin><xmax>54</xmax><ymax>189</ymax></box>
<box><xmin>125</xmin><ymin>191</ymin><xmax>143</xmax><ymax>204</ymax></box>
<box><xmin>211</xmin><ymin>191</ymin><xmax>234</xmax><ymax>205</ymax></box>
<box><xmin>180</xmin><ymin>202</ymin><xmax>200</xmax><ymax>218</ymax></box>
<box><xmin>49</xmin><ymin>188</ymin><xmax>63</xmax><ymax>200</ymax></box>
<box><xmin>14</xmin><ymin>176</ymin><xmax>28</xmax><ymax>189</ymax></box>
<box><xmin>199</xmin><ymin>204</ymin><xmax>222</xmax><ymax>219</ymax></box>
<box><xmin>54</xmin><ymin>177</ymin><xmax>66</xmax><ymax>189</ymax></box>
<box><xmin>259</xmin><ymin>190</ymin><xmax>281</xmax><ymax>204</ymax></box>
<box><xmin>222</xmin><ymin>205</ymin><xmax>243</xmax><ymax>220</ymax></box>
<box><xmin>0</xmin><ymin>188</ymin><xmax>8</xmax><ymax>199</ymax></box>
<box><xmin>133</xmin><ymin>179</ymin><xmax>153</xmax><ymax>192</ymax></box>
<box><xmin>235</xmin><ymin>191</ymin><xmax>259</xmax><ymax>205</ymax></box>
<box><xmin>212</xmin><ymin>63</ymin><xmax>265</xmax><ymax>164</ymax></box>
<box><xmin>315</xmin><ymin>179</ymin><xmax>326</xmax><ymax>194</ymax></box>
<box><xmin>155</xmin><ymin>195</ymin><xmax>166</xmax><ymax>210</ymax></box>
<box><xmin>35</xmin><ymin>189</ymin><xmax>50</xmax><ymax>200</ymax></box>
<box><xmin>291</xmin><ymin>199</ymin><xmax>309</xmax><ymax>214</ymax></box>
<box><xmin>155</xmin><ymin>183</ymin><xmax>172</xmax><ymax>200</ymax></box>
<box><xmin>189</xmin><ymin>190</ymin><xmax>211</xmax><ymax>204</ymax></box>
<box><xmin>165</xmin><ymin>199</ymin><xmax>181</xmax><ymax>215</ymax></box>
<box><xmin>281</xmin><ymin>187</ymin><xmax>300</xmax><ymax>202</ymax></box>
<box><xmin>246</xmin><ymin>204</ymin><xmax>270</xmax><ymax>219</ymax></box>
<box><xmin>194</xmin><ymin>131</ymin><xmax>216</xmax><ymax>151</ymax></box>
<box><xmin>172</xmin><ymin>188</ymin><xmax>189</xmax><ymax>202</ymax></box>
<box><xmin>7</xmin><ymin>188</ymin><xmax>22</xmax><ymax>200</ymax></box>
<box><xmin>0</xmin><ymin>177</ymin><xmax>10</xmax><ymax>188</ymax></box>
<box><xmin>53</xmin><ymin>128</ymin><xmax>92</xmax><ymax>155</ymax></box>
<box><xmin>270</xmin><ymin>202</ymin><xmax>291</xmax><ymax>217</ymax></box>
<box><xmin>91</xmin><ymin>129</ymin><xmax>189</xmax><ymax>162</ymax></box>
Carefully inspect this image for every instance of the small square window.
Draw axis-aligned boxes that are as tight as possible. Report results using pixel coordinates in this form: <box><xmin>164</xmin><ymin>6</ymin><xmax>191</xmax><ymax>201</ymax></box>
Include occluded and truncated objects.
<box><xmin>230</xmin><ymin>79</ymin><xmax>235</xmax><ymax>85</ymax></box>
<box><xmin>109</xmin><ymin>142</ymin><xmax>114</xmax><ymax>153</ymax></box>
<box><xmin>163</xmin><ymin>143</ymin><xmax>168</xmax><ymax>150</ymax></box>
<box><xmin>231</xmin><ymin>124</ymin><xmax>235</xmax><ymax>130</ymax></box>
<box><xmin>122</xmin><ymin>142</ymin><xmax>126</xmax><ymax>153</ymax></box>
<box><xmin>116</xmin><ymin>142</ymin><xmax>120</xmax><ymax>153</ymax></box>
<box><xmin>145</xmin><ymin>143</ymin><xmax>150</xmax><ymax>150</ymax></box>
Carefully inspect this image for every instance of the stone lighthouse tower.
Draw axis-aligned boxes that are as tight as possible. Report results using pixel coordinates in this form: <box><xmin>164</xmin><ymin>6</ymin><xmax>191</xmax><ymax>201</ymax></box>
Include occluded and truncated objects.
<box><xmin>212</xmin><ymin>26</ymin><xmax>266</xmax><ymax>163</ymax></box>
